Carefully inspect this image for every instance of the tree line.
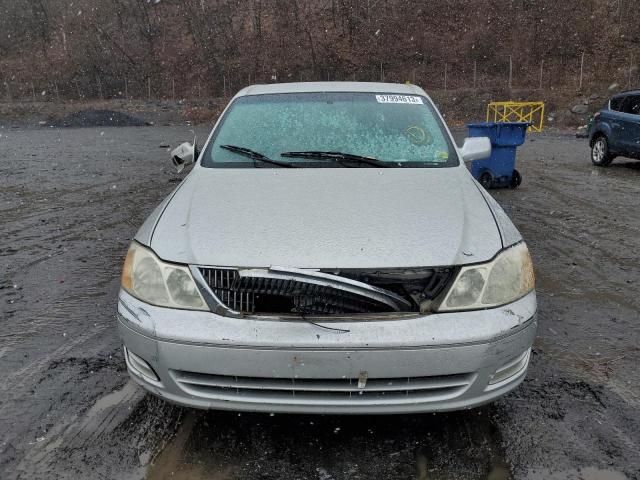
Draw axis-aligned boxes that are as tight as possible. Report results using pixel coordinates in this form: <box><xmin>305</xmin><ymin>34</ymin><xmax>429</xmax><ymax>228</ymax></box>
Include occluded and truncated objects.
<box><xmin>1</xmin><ymin>0</ymin><xmax>639</xmax><ymax>100</ymax></box>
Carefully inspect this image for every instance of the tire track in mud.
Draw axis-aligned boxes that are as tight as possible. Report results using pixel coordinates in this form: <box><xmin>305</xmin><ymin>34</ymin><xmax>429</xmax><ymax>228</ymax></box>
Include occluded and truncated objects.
<box><xmin>0</xmin><ymin>323</ymin><xmax>110</xmax><ymax>399</ymax></box>
<box><xmin>506</xmin><ymin>182</ymin><xmax>637</xmax><ymax>266</ymax></box>
<box><xmin>1</xmin><ymin>126</ymin><xmax>200</xmax><ymax>479</ymax></box>
<box><xmin>13</xmin><ymin>381</ymin><xmax>182</xmax><ymax>480</ymax></box>
<box><xmin>496</xmin><ymin>140</ymin><xmax>640</xmax><ymax>310</ymax></box>
<box><xmin>494</xmin><ymin>134</ymin><xmax>640</xmax><ymax>411</ymax></box>
<box><xmin>1</xmin><ymin>180</ymin><xmax>164</xmax><ymax>280</ymax></box>
<box><xmin>16</xmin><ymin>381</ymin><xmax>142</xmax><ymax>476</ymax></box>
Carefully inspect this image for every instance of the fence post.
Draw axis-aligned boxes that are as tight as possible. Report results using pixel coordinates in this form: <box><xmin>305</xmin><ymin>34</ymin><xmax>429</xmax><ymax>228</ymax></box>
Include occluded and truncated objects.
<box><xmin>444</xmin><ymin>63</ymin><xmax>447</xmax><ymax>91</ymax></box>
<box><xmin>579</xmin><ymin>51</ymin><xmax>585</xmax><ymax>91</ymax></box>
<box><xmin>148</xmin><ymin>78</ymin><xmax>151</xmax><ymax>101</ymax></box>
<box><xmin>197</xmin><ymin>78</ymin><xmax>201</xmax><ymax>99</ymax></box>
<box><xmin>96</xmin><ymin>76</ymin><xmax>102</xmax><ymax>99</ymax></box>
<box><xmin>124</xmin><ymin>78</ymin><xmax>128</xmax><ymax>100</ymax></box>
<box><xmin>172</xmin><ymin>77</ymin><xmax>175</xmax><ymax>101</ymax></box>
<box><xmin>31</xmin><ymin>81</ymin><xmax>36</xmax><ymax>101</ymax></box>
<box><xmin>380</xmin><ymin>61</ymin><xmax>384</xmax><ymax>82</ymax></box>
<box><xmin>508</xmin><ymin>55</ymin><xmax>513</xmax><ymax>90</ymax></box>
<box><xmin>539</xmin><ymin>59</ymin><xmax>544</xmax><ymax>90</ymax></box>
<box><xmin>75</xmin><ymin>79</ymin><xmax>81</xmax><ymax>100</ymax></box>
<box><xmin>473</xmin><ymin>60</ymin><xmax>477</xmax><ymax>89</ymax></box>
<box><xmin>54</xmin><ymin>82</ymin><xmax>60</xmax><ymax>101</ymax></box>
<box><xmin>618</xmin><ymin>0</ymin><xmax>624</xmax><ymax>23</ymax></box>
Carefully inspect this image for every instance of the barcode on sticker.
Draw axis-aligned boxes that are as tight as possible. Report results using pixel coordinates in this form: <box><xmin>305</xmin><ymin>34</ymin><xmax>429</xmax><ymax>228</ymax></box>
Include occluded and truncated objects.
<box><xmin>375</xmin><ymin>95</ymin><xmax>423</xmax><ymax>104</ymax></box>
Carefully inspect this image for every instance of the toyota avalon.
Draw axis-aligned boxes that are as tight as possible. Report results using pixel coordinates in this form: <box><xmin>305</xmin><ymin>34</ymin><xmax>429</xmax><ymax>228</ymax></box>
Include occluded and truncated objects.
<box><xmin>117</xmin><ymin>82</ymin><xmax>537</xmax><ymax>414</ymax></box>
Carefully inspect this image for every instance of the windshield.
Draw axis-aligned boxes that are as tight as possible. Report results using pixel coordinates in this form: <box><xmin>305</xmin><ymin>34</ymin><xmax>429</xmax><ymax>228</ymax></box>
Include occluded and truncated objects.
<box><xmin>201</xmin><ymin>92</ymin><xmax>458</xmax><ymax>168</ymax></box>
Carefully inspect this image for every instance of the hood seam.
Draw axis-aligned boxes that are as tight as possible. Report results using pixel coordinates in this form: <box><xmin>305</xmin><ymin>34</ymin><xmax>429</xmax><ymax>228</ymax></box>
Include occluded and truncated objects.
<box><xmin>149</xmin><ymin>174</ymin><xmax>192</xmax><ymax>246</ymax></box>
<box><xmin>471</xmin><ymin>179</ymin><xmax>505</xmax><ymax>249</ymax></box>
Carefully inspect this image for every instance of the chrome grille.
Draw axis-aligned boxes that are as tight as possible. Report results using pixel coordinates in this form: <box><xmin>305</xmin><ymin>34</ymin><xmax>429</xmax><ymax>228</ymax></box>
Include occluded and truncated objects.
<box><xmin>200</xmin><ymin>267</ymin><xmax>254</xmax><ymax>312</ymax></box>
<box><xmin>198</xmin><ymin>267</ymin><xmax>454</xmax><ymax>315</ymax></box>
<box><xmin>171</xmin><ymin>370</ymin><xmax>474</xmax><ymax>405</ymax></box>
<box><xmin>232</xmin><ymin>274</ymin><xmax>388</xmax><ymax>314</ymax></box>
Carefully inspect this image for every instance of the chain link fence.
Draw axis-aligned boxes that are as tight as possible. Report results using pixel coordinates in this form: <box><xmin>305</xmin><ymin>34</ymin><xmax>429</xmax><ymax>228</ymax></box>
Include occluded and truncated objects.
<box><xmin>3</xmin><ymin>53</ymin><xmax>639</xmax><ymax>103</ymax></box>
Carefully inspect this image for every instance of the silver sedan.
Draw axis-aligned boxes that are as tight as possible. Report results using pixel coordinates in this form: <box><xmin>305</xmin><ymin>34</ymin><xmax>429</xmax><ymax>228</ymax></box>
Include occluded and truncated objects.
<box><xmin>117</xmin><ymin>82</ymin><xmax>536</xmax><ymax>414</ymax></box>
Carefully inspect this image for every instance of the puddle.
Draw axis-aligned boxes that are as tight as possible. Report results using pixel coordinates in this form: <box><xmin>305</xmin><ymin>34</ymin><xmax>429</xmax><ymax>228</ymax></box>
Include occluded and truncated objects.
<box><xmin>146</xmin><ymin>411</ymin><xmax>234</xmax><ymax>480</ymax></box>
<box><xmin>82</xmin><ymin>380</ymin><xmax>140</xmax><ymax>418</ymax></box>
<box><xmin>48</xmin><ymin>380</ymin><xmax>142</xmax><ymax>450</ymax></box>
<box><xmin>145</xmin><ymin>408</ymin><xmax>511</xmax><ymax>480</ymax></box>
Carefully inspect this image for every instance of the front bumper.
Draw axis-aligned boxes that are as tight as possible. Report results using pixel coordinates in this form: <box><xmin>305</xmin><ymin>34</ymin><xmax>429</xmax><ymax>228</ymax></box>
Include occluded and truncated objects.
<box><xmin>117</xmin><ymin>289</ymin><xmax>537</xmax><ymax>414</ymax></box>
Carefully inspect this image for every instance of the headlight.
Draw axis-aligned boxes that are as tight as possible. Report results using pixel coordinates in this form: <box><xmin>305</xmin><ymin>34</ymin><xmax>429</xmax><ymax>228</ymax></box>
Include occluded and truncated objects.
<box><xmin>121</xmin><ymin>242</ymin><xmax>208</xmax><ymax>310</ymax></box>
<box><xmin>437</xmin><ymin>242</ymin><xmax>534</xmax><ymax>311</ymax></box>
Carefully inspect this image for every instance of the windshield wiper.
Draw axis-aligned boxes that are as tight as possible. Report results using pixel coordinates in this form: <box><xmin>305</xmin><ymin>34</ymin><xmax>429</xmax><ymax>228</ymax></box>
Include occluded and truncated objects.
<box><xmin>280</xmin><ymin>151</ymin><xmax>392</xmax><ymax>168</ymax></box>
<box><xmin>220</xmin><ymin>145</ymin><xmax>296</xmax><ymax>168</ymax></box>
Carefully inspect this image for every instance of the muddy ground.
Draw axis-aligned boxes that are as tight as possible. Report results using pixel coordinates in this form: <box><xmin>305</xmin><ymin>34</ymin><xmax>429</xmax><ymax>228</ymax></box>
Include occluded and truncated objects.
<box><xmin>1</xmin><ymin>125</ymin><xmax>639</xmax><ymax>480</ymax></box>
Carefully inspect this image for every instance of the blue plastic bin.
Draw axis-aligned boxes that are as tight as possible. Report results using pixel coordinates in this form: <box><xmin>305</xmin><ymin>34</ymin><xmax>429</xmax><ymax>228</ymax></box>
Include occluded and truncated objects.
<box><xmin>466</xmin><ymin>122</ymin><xmax>530</xmax><ymax>188</ymax></box>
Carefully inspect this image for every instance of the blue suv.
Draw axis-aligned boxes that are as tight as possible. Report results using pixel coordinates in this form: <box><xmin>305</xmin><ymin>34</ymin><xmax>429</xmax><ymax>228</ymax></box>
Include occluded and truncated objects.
<box><xmin>588</xmin><ymin>90</ymin><xmax>640</xmax><ymax>166</ymax></box>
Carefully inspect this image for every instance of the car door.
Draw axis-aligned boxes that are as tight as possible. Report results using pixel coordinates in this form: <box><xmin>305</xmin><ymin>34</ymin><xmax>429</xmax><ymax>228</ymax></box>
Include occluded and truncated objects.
<box><xmin>602</xmin><ymin>95</ymin><xmax>626</xmax><ymax>152</ymax></box>
<box><xmin>618</xmin><ymin>95</ymin><xmax>640</xmax><ymax>157</ymax></box>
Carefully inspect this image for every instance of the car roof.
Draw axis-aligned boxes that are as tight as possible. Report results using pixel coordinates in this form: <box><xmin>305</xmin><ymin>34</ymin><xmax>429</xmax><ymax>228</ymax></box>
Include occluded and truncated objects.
<box><xmin>612</xmin><ymin>89</ymin><xmax>640</xmax><ymax>98</ymax></box>
<box><xmin>235</xmin><ymin>81</ymin><xmax>428</xmax><ymax>98</ymax></box>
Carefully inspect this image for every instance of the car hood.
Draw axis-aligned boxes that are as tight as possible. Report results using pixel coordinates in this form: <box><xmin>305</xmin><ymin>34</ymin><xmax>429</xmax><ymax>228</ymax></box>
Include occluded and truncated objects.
<box><xmin>148</xmin><ymin>167</ymin><xmax>503</xmax><ymax>268</ymax></box>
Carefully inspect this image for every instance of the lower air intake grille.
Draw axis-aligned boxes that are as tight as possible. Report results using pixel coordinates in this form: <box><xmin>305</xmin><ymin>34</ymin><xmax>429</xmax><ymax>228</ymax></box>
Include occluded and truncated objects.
<box><xmin>171</xmin><ymin>370</ymin><xmax>474</xmax><ymax>405</ymax></box>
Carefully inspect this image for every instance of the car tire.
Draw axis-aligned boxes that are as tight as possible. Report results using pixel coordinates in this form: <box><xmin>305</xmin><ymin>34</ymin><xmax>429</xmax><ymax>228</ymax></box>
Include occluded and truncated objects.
<box><xmin>509</xmin><ymin>169</ymin><xmax>522</xmax><ymax>189</ymax></box>
<box><xmin>591</xmin><ymin>136</ymin><xmax>614</xmax><ymax>167</ymax></box>
<box><xmin>479</xmin><ymin>171</ymin><xmax>493</xmax><ymax>189</ymax></box>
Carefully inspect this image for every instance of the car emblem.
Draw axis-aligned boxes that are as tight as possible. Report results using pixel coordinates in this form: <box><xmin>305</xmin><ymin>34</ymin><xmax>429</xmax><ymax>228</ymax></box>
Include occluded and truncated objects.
<box><xmin>357</xmin><ymin>371</ymin><xmax>368</xmax><ymax>389</ymax></box>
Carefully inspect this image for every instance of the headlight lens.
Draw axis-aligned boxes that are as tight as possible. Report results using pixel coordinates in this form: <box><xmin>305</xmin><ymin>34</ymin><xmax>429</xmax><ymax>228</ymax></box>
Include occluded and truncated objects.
<box><xmin>121</xmin><ymin>242</ymin><xmax>207</xmax><ymax>310</ymax></box>
<box><xmin>437</xmin><ymin>242</ymin><xmax>534</xmax><ymax>311</ymax></box>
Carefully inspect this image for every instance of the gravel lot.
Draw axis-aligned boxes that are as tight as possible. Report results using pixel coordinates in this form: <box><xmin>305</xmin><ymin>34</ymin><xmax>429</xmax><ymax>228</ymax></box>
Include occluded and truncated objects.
<box><xmin>1</xmin><ymin>125</ymin><xmax>639</xmax><ymax>479</ymax></box>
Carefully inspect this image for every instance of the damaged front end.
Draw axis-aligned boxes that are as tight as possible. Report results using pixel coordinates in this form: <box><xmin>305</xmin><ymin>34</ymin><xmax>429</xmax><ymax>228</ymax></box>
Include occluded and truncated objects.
<box><xmin>192</xmin><ymin>265</ymin><xmax>454</xmax><ymax>317</ymax></box>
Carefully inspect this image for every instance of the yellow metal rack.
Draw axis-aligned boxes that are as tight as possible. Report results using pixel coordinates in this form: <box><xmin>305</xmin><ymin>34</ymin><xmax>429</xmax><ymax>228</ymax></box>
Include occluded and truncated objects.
<box><xmin>486</xmin><ymin>101</ymin><xmax>545</xmax><ymax>132</ymax></box>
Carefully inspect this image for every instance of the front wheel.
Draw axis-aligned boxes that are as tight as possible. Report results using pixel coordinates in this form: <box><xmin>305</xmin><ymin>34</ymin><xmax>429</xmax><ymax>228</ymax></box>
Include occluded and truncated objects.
<box><xmin>591</xmin><ymin>136</ymin><xmax>614</xmax><ymax>166</ymax></box>
<box><xmin>509</xmin><ymin>169</ymin><xmax>522</xmax><ymax>188</ymax></box>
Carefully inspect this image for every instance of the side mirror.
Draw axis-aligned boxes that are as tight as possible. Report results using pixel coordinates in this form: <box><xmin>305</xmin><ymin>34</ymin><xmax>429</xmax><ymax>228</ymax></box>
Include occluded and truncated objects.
<box><xmin>171</xmin><ymin>142</ymin><xmax>199</xmax><ymax>173</ymax></box>
<box><xmin>460</xmin><ymin>137</ymin><xmax>491</xmax><ymax>162</ymax></box>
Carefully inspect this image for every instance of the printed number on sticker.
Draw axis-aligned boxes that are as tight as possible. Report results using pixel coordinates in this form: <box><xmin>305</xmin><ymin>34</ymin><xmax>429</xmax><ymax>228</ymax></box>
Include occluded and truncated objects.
<box><xmin>375</xmin><ymin>95</ymin><xmax>423</xmax><ymax>104</ymax></box>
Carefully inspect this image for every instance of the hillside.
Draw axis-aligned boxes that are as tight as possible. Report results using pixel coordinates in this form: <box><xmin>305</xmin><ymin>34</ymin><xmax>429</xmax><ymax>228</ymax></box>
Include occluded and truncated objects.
<box><xmin>1</xmin><ymin>0</ymin><xmax>639</xmax><ymax>126</ymax></box>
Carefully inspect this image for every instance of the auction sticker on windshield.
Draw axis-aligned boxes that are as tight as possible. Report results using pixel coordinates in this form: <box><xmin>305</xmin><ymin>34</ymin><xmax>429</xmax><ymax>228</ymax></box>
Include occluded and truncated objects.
<box><xmin>375</xmin><ymin>94</ymin><xmax>424</xmax><ymax>104</ymax></box>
